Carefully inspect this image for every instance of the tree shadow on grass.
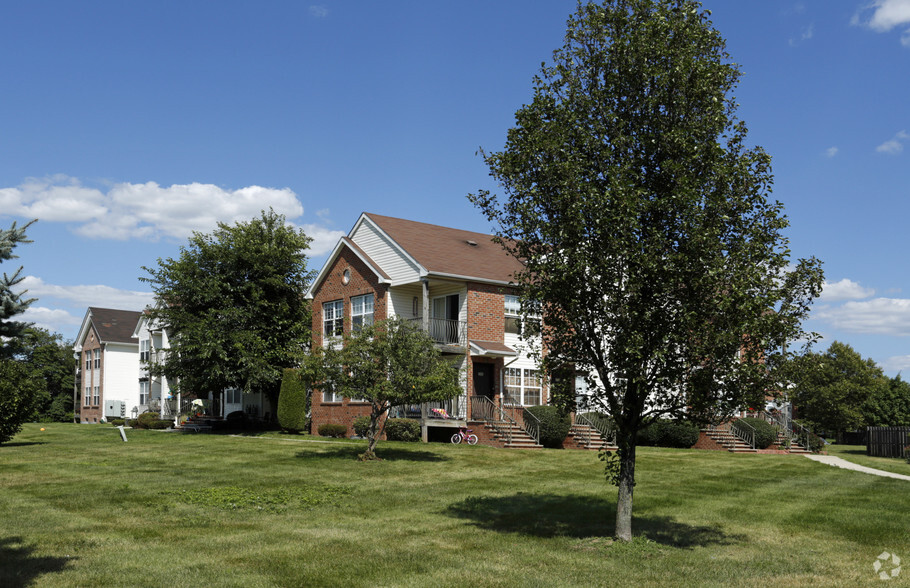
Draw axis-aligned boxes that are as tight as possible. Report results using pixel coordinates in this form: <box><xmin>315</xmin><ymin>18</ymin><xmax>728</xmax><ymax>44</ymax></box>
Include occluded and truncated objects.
<box><xmin>295</xmin><ymin>444</ymin><xmax>450</xmax><ymax>462</ymax></box>
<box><xmin>446</xmin><ymin>493</ymin><xmax>742</xmax><ymax>548</ymax></box>
<box><xmin>0</xmin><ymin>536</ymin><xmax>72</xmax><ymax>588</ymax></box>
<box><xmin>0</xmin><ymin>441</ymin><xmax>47</xmax><ymax>448</ymax></box>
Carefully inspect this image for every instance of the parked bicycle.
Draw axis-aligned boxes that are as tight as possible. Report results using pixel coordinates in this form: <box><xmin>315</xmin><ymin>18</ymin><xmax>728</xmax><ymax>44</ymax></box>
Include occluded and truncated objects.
<box><xmin>451</xmin><ymin>426</ymin><xmax>478</xmax><ymax>445</ymax></box>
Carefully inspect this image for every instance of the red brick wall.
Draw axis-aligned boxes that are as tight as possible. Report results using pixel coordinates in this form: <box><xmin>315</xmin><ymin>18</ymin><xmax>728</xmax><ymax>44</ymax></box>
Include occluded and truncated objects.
<box><xmin>310</xmin><ymin>245</ymin><xmax>389</xmax><ymax>435</ymax></box>
<box><xmin>78</xmin><ymin>328</ymin><xmax>104</xmax><ymax>423</ymax></box>
<box><xmin>691</xmin><ymin>431</ymin><xmax>727</xmax><ymax>451</ymax></box>
<box><xmin>466</xmin><ymin>282</ymin><xmax>513</xmax><ymax>344</ymax></box>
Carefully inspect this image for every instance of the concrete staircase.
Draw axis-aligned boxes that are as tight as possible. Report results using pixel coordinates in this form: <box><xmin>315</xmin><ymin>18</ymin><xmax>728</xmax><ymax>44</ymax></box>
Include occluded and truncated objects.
<box><xmin>564</xmin><ymin>423</ymin><xmax>618</xmax><ymax>451</ymax></box>
<box><xmin>478</xmin><ymin>421</ymin><xmax>542</xmax><ymax>449</ymax></box>
<box><xmin>701</xmin><ymin>427</ymin><xmax>757</xmax><ymax>453</ymax></box>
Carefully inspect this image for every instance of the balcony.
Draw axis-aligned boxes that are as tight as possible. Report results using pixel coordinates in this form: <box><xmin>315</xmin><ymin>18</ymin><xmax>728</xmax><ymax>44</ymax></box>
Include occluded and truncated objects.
<box><xmin>408</xmin><ymin>317</ymin><xmax>467</xmax><ymax>351</ymax></box>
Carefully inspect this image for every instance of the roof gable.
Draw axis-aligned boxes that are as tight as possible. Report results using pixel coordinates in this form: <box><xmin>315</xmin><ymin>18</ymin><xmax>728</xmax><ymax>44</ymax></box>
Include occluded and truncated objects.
<box><xmin>363</xmin><ymin>213</ymin><xmax>523</xmax><ymax>284</ymax></box>
<box><xmin>76</xmin><ymin>307</ymin><xmax>142</xmax><ymax>349</ymax></box>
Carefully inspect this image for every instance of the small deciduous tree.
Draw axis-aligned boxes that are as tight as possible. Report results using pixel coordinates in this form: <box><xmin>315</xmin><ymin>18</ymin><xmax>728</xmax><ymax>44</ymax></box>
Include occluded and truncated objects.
<box><xmin>321</xmin><ymin>317</ymin><xmax>461</xmax><ymax>460</ymax></box>
<box><xmin>2</xmin><ymin>327</ymin><xmax>76</xmax><ymax>422</ymax></box>
<box><xmin>142</xmin><ymin>210</ymin><xmax>315</xmax><ymax>417</ymax></box>
<box><xmin>470</xmin><ymin>0</ymin><xmax>822</xmax><ymax>540</ymax></box>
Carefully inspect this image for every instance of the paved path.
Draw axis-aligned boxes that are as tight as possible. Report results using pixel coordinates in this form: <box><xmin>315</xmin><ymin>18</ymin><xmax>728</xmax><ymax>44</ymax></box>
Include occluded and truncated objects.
<box><xmin>803</xmin><ymin>454</ymin><xmax>910</xmax><ymax>481</ymax></box>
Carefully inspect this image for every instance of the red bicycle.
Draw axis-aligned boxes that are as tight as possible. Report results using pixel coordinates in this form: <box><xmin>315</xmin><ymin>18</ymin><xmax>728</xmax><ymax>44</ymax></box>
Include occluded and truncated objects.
<box><xmin>451</xmin><ymin>427</ymin><xmax>478</xmax><ymax>445</ymax></box>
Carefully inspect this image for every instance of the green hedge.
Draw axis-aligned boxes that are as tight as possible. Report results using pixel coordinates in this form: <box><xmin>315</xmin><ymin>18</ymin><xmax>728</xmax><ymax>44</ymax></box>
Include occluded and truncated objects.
<box><xmin>638</xmin><ymin>418</ymin><xmax>700</xmax><ymax>448</ymax></box>
<box><xmin>384</xmin><ymin>418</ymin><xmax>420</xmax><ymax>442</ymax></box>
<box><xmin>525</xmin><ymin>405</ymin><xmax>571</xmax><ymax>448</ymax></box>
<box><xmin>353</xmin><ymin>415</ymin><xmax>371</xmax><ymax>438</ymax></box>
<box><xmin>278</xmin><ymin>368</ymin><xmax>308</xmax><ymax>433</ymax></box>
<box><xmin>318</xmin><ymin>423</ymin><xmax>347</xmax><ymax>438</ymax></box>
<box><xmin>737</xmin><ymin>417</ymin><xmax>777</xmax><ymax>449</ymax></box>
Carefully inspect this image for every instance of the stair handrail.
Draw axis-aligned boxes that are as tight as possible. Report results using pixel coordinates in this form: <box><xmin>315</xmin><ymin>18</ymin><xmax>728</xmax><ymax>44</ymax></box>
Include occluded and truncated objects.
<box><xmin>470</xmin><ymin>395</ymin><xmax>514</xmax><ymax>445</ymax></box>
<box><xmin>521</xmin><ymin>407</ymin><xmax>541</xmax><ymax>445</ymax></box>
<box><xmin>731</xmin><ymin>418</ymin><xmax>756</xmax><ymax>449</ymax></box>
<box><xmin>576</xmin><ymin>411</ymin><xmax>617</xmax><ymax>446</ymax></box>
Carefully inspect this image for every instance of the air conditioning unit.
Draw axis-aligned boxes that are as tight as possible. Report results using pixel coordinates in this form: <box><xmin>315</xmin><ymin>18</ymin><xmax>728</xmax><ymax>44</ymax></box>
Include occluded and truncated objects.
<box><xmin>105</xmin><ymin>400</ymin><xmax>125</xmax><ymax>418</ymax></box>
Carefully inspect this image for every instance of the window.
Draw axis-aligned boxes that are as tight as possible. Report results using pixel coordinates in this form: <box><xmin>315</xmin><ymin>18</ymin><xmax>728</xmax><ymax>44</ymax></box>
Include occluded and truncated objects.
<box><xmin>84</xmin><ymin>386</ymin><xmax>91</xmax><ymax>406</ymax></box>
<box><xmin>504</xmin><ymin>294</ymin><xmax>521</xmax><ymax>335</ymax></box>
<box><xmin>351</xmin><ymin>294</ymin><xmax>374</xmax><ymax>332</ymax></box>
<box><xmin>225</xmin><ymin>387</ymin><xmax>242</xmax><ymax>405</ymax></box>
<box><xmin>323</xmin><ymin>300</ymin><xmax>344</xmax><ymax>342</ymax></box>
<box><xmin>85</xmin><ymin>352</ymin><xmax>91</xmax><ymax>370</ymax></box>
<box><xmin>140</xmin><ymin>339</ymin><xmax>150</xmax><ymax>362</ymax></box>
<box><xmin>323</xmin><ymin>387</ymin><xmax>339</xmax><ymax>403</ymax></box>
<box><xmin>94</xmin><ymin>350</ymin><xmax>100</xmax><ymax>369</ymax></box>
<box><xmin>139</xmin><ymin>380</ymin><xmax>149</xmax><ymax>405</ymax></box>
<box><xmin>93</xmin><ymin>386</ymin><xmax>100</xmax><ymax>406</ymax></box>
<box><xmin>504</xmin><ymin>295</ymin><xmax>541</xmax><ymax>336</ymax></box>
<box><xmin>503</xmin><ymin>368</ymin><xmax>542</xmax><ymax>406</ymax></box>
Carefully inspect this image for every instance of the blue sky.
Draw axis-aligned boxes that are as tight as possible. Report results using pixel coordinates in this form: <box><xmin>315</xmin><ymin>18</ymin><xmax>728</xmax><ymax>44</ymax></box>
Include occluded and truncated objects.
<box><xmin>1</xmin><ymin>1</ymin><xmax>909</xmax><ymax>373</ymax></box>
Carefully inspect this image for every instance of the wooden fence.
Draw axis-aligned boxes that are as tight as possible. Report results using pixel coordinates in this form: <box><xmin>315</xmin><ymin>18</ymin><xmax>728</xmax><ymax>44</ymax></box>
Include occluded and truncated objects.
<box><xmin>866</xmin><ymin>426</ymin><xmax>910</xmax><ymax>458</ymax></box>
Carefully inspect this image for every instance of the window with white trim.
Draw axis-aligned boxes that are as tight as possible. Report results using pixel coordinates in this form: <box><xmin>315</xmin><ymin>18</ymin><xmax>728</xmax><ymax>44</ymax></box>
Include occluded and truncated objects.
<box><xmin>93</xmin><ymin>386</ymin><xmax>100</xmax><ymax>406</ymax></box>
<box><xmin>225</xmin><ymin>387</ymin><xmax>242</xmax><ymax>405</ymax></box>
<box><xmin>504</xmin><ymin>295</ymin><xmax>541</xmax><ymax>336</ymax></box>
<box><xmin>85</xmin><ymin>352</ymin><xmax>91</xmax><ymax>371</ymax></box>
<box><xmin>84</xmin><ymin>386</ymin><xmax>91</xmax><ymax>406</ymax></box>
<box><xmin>503</xmin><ymin>368</ymin><xmax>542</xmax><ymax>406</ymax></box>
<box><xmin>323</xmin><ymin>300</ymin><xmax>344</xmax><ymax>343</ymax></box>
<box><xmin>140</xmin><ymin>339</ymin><xmax>150</xmax><ymax>362</ymax></box>
<box><xmin>94</xmin><ymin>350</ymin><xmax>100</xmax><ymax>369</ymax></box>
<box><xmin>139</xmin><ymin>380</ymin><xmax>149</xmax><ymax>405</ymax></box>
<box><xmin>351</xmin><ymin>294</ymin><xmax>374</xmax><ymax>332</ymax></box>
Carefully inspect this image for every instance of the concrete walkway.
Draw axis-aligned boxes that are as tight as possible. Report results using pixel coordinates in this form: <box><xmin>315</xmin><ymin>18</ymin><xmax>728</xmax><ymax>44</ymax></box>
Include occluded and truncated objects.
<box><xmin>803</xmin><ymin>454</ymin><xmax>910</xmax><ymax>481</ymax></box>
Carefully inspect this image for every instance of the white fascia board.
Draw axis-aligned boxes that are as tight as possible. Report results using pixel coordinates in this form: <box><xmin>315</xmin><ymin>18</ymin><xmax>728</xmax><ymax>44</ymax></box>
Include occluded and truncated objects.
<box><xmin>304</xmin><ymin>236</ymin><xmax>389</xmax><ymax>300</ymax></box>
<box><xmin>131</xmin><ymin>314</ymin><xmax>149</xmax><ymax>340</ymax></box>
<box><xmin>426</xmin><ymin>271</ymin><xmax>515</xmax><ymax>287</ymax></box>
<box><xmin>73</xmin><ymin>308</ymin><xmax>94</xmax><ymax>353</ymax></box>
<box><xmin>356</xmin><ymin>214</ymin><xmax>426</xmax><ymax>276</ymax></box>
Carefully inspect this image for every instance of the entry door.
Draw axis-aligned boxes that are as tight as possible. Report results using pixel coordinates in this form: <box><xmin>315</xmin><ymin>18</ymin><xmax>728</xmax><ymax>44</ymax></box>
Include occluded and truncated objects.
<box><xmin>473</xmin><ymin>364</ymin><xmax>495</xmax><ymax>399</ymax></box>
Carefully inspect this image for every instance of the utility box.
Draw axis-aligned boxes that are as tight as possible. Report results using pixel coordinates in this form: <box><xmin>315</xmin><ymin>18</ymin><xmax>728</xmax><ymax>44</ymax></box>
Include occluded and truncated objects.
<box><xmin>105</xmin><ymin>400</ymin><xmax>125</xmax><ymax>419</ymax></box>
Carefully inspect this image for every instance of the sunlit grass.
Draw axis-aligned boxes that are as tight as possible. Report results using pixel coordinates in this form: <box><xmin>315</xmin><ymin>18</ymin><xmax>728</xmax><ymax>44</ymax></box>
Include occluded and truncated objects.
<box><xmin>825</xmin><ymin>443</ymin><xmax>910</xmax><ymax>477</ymax></box>
<box><xmin>1</xmin><ymin>423</ymin><xmax>907</xmax><ymax>587</ymax></box>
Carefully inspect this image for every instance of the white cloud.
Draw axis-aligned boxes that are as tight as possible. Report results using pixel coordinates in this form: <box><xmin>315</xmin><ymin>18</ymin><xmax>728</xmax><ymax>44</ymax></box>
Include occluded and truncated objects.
<box><xmin>297</xmin><ymin>223</ymin><xmax>346</xmax><ymax>257</ymax></box>
<box><xmin>309</xmin><ymin>5</ymin><xmax>328</xmax><ymax>18</ymax></box>
<box><xmin>881</xmin><ymin>354</ymin><xmax>910</xmax><ymax>372</ymax></box>
<box><xmin>815</xmin><ymin>297</ymin><xmax>910</xmax><ymax>335</ymax></box>
<box><xmin>18</xmin><ymin>306</ymin><xmax>82</xmax><ymax>336</ymax></box>
<box><xmin>876</xmin><ymin>130</ymin><xmax>909</xmax><ymax>154</ymax></box>
<box><xmin>20</xmin><ymin>276</ymin><xmax>155</xmax><ymax>310</ymax></box>
<box><xmin>825</xmin><ymin>146</ymin><xmax>839</xmax><ymax>158</ymax></box>
<box><xmin>819</xmin><ymin>278</ymin><xmax>875</xmax><ymax>301</ymax></box>
<box><xmin>0</xmin><ymin>176</ymin><xmax>320</xmax><ymax>241</ymax></box>
<box><xmin>854</xmin><ymin>0</ymin><xmax>910</xmax><ymax>45</ymax></box>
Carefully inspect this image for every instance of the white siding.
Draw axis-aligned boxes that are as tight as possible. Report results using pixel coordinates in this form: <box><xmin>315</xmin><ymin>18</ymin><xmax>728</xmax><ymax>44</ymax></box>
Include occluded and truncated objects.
<box><xmin>351</xmin><ymin>220</ymin><xmax>421</xmax><ymax>283</ymax></box>
<box><xmin>102</xmin><ymin>343</ymin><xmax>141</xmax><ymax>413</ymax></box>
<box><xmin>389</xmin><ymin>284</ymin><xmax>422</xmax><ymax>320</ymax></box>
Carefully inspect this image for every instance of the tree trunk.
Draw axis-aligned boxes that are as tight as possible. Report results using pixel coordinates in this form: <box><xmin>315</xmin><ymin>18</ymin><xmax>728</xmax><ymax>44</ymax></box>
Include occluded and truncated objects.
<box><xmin>614</xmin><ymin>430</ymin><xmax>637</xmax><ymax>541</ymax></box>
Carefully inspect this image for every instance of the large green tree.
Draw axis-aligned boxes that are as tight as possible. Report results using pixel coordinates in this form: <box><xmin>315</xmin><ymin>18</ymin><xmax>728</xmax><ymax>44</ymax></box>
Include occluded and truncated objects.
<box><xmin>321</xmin><ymin>317</ymin><xmax>461</xmax><ymax>460</ymax></box>
<box><xmin>792</xmin><ymin>341</ymin><xmax>890</xmax><ymax>438</ymax></box>
<box><xmin>864</xmin><ymin>375</ymin><xmax>910</xmax><ymax>428</ymax></box>
<box><xmin>470</xmin><ymin>0</ymin><xmax>822</xmax><ymax>541</ymax></box>
<box><xmin>142</xmin><ymin>210</ymin><xmax>315</xmax><ymax>416</ymax></box>
<box><xmin>2</xmin><ymin>327</ymin><xmax>76</xmax><ymax>422</ymax></box>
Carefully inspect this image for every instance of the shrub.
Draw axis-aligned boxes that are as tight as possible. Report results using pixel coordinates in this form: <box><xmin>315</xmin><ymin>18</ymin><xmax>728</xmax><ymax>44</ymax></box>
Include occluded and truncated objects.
<box><xmin>278</xmin><ymin>368</ymin><xmax>308</xmax><ymax>433</ymax></box>
<box><xmin>0</xmin><ymin>360</ymin><xmax>44</xmax><ymax>444</ymax></box>
<box><xmin>149</xmin><ymin>419</ymin><xmax>172</xmax><ymax>430</ymax></box>
<box><xmin>318</xmin><ymin>423</ymin><xmax>347</xmax><ymax>438</ymax></box>
<box><xmin>108</xmin><ymin>418</ymin><xmax>125</xmax><ymax>426</ymax></box>
<box><xmin>638</xmin><ymin>418</ymin><xmax>700</xmax><ymax>448</ymax></box>
<box><xmin>384</xmin><ymin>418</ymin><xmax>420</xmax><ymax>442</ymax></box>
<box><xmin>133</xmin><ymin>411</ymin><xmax>161</xmax><ymax>430</ymax></box>
<box><xmin>353</xmin><ymin>415</ymin><xmax>371</xmax><ymax>438</ymax></box>
<box><xmin>737</xmin><ymin>417</ymin><xmax>777</xmax><ymax>449</ymax></box>
<box><xmin>526</xmin><ymin>405</ymin><xmax>571</xmax><ymax>448</ymax></box>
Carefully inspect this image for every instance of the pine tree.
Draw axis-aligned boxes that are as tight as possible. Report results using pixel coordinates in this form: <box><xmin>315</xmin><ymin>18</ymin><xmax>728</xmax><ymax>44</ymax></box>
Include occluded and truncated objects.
<box><xmin>0</xmin><ymin>220</ymin><xmax>36</xmax><ymax>345</ymax></box>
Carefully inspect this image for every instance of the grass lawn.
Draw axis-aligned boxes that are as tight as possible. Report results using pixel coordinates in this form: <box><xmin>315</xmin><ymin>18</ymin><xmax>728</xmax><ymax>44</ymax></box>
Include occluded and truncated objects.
<box><xmin>1</xmin><ymin>424</ymin><xmax>908</xmax><ymax>587</ymax></box>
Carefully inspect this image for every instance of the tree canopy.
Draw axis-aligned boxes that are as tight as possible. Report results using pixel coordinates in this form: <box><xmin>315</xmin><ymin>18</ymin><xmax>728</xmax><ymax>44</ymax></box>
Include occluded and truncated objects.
<box><xmin>141</xmin><ymin>210</ymin><xmax>315</xmax><ymax>414</ymax></box>
<box><xmin>1</xmin><ymin>220</ymin><xmax>36</xmax><ymax>345</ymax></box>
<box><xmin>320</xmin><ymin>317</ymin><xmax>461</xmax><ymax>460</ymax></box>
<box><xmin>470</xmin><ymin>0</ymin><xmax>822</xmax><ymax>541</ymax></box>
<box><xmin>3</xmin><ymin>327</ymin><xmax>76</xmax><ymax>422</ymax></box>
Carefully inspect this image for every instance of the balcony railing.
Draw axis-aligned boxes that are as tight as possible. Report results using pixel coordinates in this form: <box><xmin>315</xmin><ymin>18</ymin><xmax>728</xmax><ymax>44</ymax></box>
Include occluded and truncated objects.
<box><xmin>408</xmin><ymin>317</ymin><xmax>467</xmax><ymax>347</ymax></box>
